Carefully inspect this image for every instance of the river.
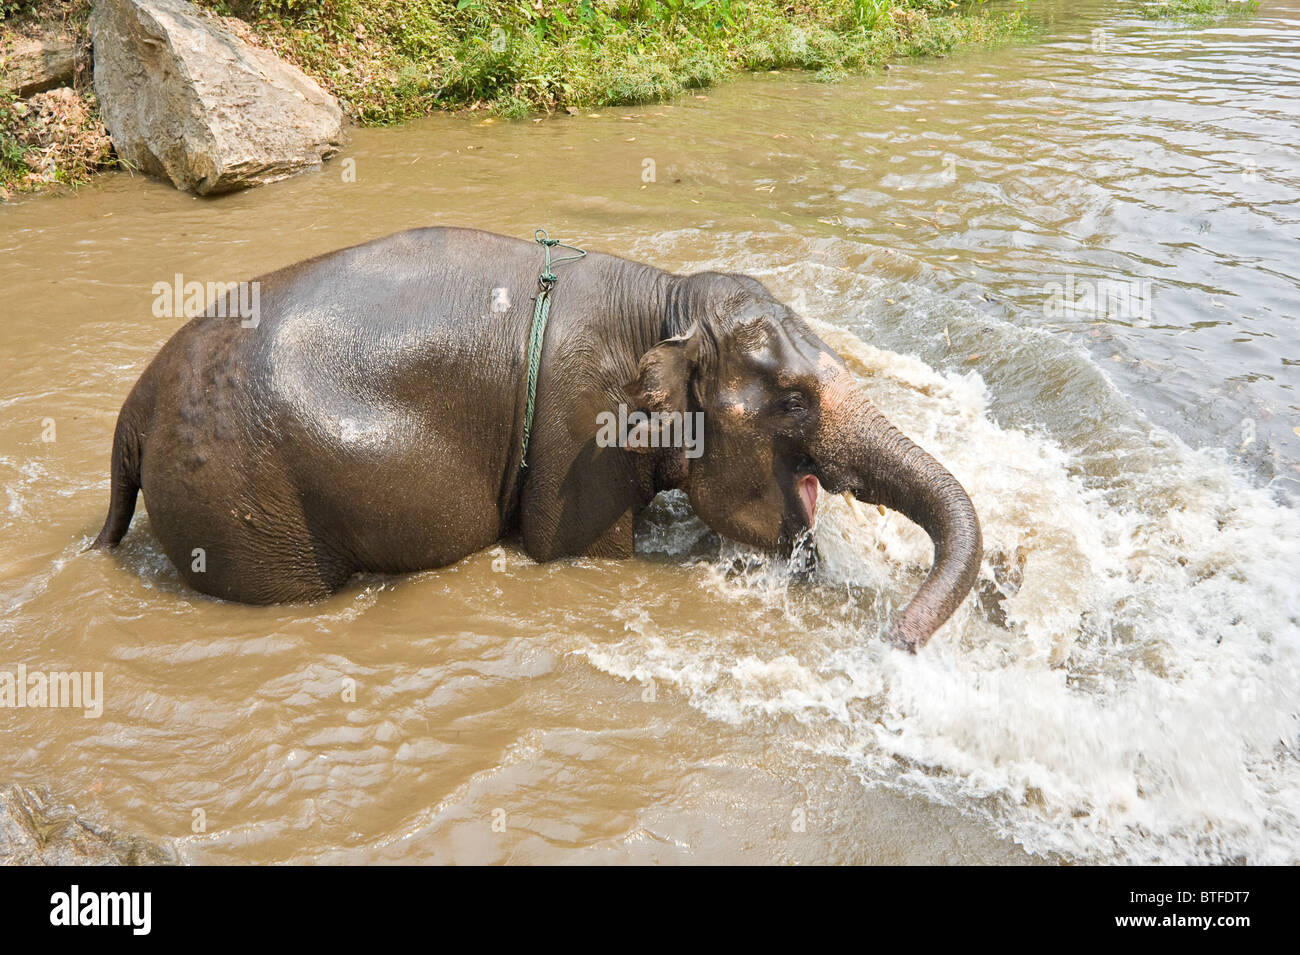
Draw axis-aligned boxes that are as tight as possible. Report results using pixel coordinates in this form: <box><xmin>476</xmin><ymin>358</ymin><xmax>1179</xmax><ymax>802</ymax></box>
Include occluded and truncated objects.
<box><xmin>1</xmin><ymin>0</ymin><xmax>1297</xmax><ymax>863</ymax></box>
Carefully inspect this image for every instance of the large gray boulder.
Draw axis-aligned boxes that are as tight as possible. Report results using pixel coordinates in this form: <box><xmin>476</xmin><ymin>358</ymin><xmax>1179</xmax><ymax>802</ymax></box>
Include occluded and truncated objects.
<box><xmin>89</xmin><ymin>0</ymin><xmax>343</xmax><ymax>195</ymax></box>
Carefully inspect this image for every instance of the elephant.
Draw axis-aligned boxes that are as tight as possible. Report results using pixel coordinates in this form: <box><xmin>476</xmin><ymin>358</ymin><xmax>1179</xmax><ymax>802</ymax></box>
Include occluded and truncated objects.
<box><xmin>91</xmin><ymin>227</ymin><xmax>982</xmax><ymax>649</ymax></box>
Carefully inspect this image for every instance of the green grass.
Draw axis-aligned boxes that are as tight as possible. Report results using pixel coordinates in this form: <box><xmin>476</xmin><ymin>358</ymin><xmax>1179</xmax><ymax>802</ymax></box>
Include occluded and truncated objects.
<box><xmin>0</xmin><ymin>1</ymin><xmax>38</xmax><ymax>20</ymax></box>
<box><xmin>0</xmin><ymin>101</ymin><xmax>30</xmax><ymax>191</ymax></box>
<box><xmin>194</xmin><ymin>0</ymin><xmax>1035</xmax><ymax>122</ymax></box>
<box><xmin>1137</xmin><ymin>0</ymin><xmax>1258</xmax><ymax>23</ymax></box>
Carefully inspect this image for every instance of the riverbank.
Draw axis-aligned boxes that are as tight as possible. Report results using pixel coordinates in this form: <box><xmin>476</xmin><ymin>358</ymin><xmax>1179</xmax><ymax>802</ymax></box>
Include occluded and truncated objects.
<box><xmin>2</xmin><ymin>0</ymin><xmax>1266</xmax><ymax>199</ymax></box>
<box><xmin>2</xmin><ymin>0</ymin><xmax>1042</xmax><ymax>197</ymax></box>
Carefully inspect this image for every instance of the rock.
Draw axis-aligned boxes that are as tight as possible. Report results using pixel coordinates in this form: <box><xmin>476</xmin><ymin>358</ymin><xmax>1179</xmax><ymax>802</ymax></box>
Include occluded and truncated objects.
<box><xmin>89</xmin><ymin>0</ymin><xmax>343</xmax><ymax>195</ymax></box>
<box><xmin>0</xmin><ymin>33</ymin><xmax>77</xmax><ymax>97</ymax></box>
<box><xmin>0</xmin><ymin>784</ymin><xmax>176</xmax><ymax>865</ymax></box>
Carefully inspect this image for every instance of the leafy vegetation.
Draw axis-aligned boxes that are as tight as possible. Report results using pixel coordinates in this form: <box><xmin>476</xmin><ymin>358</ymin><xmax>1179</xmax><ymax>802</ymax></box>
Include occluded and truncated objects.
<box><xmin>0</xmin><ymin>86</ymin><xmax>114</xmax><ymax>195</ymax></box>
<box><xmin>0</xmin><ymin>1</ymin><xmax>39</xmax><ymax>21</ymax></box>
<box><xmin>1137</xmin><ymin>0</ymin><xmax>1258</xmax><ymax>22</ymax></box>
<box><xmin>194</xmin><ymin>0</ymin><xmax>1033</xmax><ymax>122</ymax></box>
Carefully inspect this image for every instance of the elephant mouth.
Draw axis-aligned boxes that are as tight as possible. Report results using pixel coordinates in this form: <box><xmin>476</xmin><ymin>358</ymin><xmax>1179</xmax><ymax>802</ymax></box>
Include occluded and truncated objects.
<box><xmin>796</xmin><ymin>473</ymin><xmax>820</xmax><ymax>526</ymax></box>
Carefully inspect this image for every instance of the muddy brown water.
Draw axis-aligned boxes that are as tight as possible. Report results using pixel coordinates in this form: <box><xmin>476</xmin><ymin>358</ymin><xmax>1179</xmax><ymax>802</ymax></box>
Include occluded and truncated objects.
<box><xmin>2</xmin><ymin>0</ymin><xmax>1298</xmax><ymax>863</ymax></box>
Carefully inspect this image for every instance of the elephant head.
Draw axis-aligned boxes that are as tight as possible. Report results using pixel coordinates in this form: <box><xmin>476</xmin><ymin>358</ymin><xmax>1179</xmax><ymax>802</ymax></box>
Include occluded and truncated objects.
<box><xmin>623</xmin><ymin>273</ymin><xmax>982</xmax><ymax>650</ymax></box>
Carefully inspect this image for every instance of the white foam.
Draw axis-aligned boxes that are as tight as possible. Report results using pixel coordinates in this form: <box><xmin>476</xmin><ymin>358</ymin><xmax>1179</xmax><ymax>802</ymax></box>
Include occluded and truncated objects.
<box><xmin>576</xmin><ymin>306</ymin><xmax>1300</xmax><ymax>864</ymax></box>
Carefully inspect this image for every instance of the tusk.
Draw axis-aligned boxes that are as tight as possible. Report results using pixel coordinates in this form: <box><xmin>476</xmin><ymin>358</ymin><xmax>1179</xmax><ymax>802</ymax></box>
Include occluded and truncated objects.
<box><xmin>843</xmin><ymin>492</ymin><xmax>868</xmax><ymax>525</ymax></box>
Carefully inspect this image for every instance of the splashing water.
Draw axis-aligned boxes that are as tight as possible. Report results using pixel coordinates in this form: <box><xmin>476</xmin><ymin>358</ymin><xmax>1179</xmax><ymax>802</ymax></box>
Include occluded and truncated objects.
<box><xmin>576</xmin><ymin>266</ymin><xmax>1300</xmax><ymax>865</ymax></box>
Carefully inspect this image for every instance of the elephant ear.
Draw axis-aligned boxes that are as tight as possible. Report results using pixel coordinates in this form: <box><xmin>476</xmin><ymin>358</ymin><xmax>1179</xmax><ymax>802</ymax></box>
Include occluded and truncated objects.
<box><xmin>620</xmin><ymin>325</ymin><xmax>701</xmax><ymax>455</ymax></box>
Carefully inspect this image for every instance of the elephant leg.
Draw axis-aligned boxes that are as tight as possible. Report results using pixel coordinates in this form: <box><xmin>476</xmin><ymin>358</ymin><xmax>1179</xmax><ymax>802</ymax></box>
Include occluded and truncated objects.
<box><xmin>583</xmin><ymin>508</ymin><xmax>636</xmax><ymax>559</ymax></box>
<box><xmin>141</xmin><ymin>492</ymin><xmax>351</xmax><ymax>604</ymax></box>
<box><xmin>139</xmin><ymin>425</ymin><xmax>356</xmax><ymax>604</ymax></box>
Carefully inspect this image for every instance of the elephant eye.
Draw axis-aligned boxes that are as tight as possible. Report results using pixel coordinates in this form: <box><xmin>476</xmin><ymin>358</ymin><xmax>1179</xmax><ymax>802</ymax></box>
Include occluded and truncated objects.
<box><xmin>777</xmin><ymin>392</ymin><xmax>807</xmax><ymax>416</ymax></box>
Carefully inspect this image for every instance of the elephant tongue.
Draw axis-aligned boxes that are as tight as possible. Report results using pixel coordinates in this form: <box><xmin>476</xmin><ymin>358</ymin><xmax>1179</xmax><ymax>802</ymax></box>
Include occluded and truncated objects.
<box><xmin>798</xmin><ymin>475</ymin><xmax>820</xmax><ymax>525</ymax></box>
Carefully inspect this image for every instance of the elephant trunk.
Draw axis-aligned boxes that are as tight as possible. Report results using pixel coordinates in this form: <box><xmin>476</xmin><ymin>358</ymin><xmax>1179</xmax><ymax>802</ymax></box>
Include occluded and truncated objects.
<box><xmin>811</xmin><ymin>375</ymin><xmax>982</xmax><ymax>650</ymax></box>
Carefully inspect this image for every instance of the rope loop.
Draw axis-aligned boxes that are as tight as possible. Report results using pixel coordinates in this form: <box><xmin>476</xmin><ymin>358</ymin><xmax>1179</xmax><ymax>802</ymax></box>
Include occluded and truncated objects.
<box><xmin>520</xmin><ymin>229</ymin><xmax>587</xmax><ymax>472</ymax></box>
<box><xmin>533</xmin><ymin>228</ymin><xmax>586</xmax><ymax>288</ymax></box>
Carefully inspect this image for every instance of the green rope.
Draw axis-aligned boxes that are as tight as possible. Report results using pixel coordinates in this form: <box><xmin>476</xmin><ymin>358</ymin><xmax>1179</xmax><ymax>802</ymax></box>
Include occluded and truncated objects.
<box><xmin>521</xmin><ymin>229</ymin><xmax>586</xmax><ymax>472</ymax></box>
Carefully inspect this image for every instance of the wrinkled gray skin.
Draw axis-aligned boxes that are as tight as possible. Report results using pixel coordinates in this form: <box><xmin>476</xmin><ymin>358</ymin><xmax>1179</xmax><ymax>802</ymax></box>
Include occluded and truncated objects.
<box><xmin>93</xmin><ymin>227</ymin><xmax>982</xmax><ymax>649</ymax></box>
